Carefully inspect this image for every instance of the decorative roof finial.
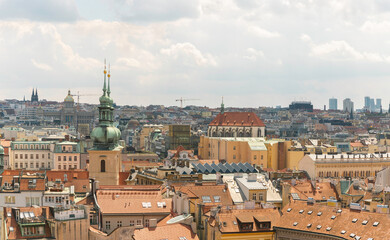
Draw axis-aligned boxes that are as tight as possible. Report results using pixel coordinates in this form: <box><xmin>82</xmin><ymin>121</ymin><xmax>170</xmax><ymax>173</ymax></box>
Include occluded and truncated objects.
<box><xmin>107</xmin><ymin>63</ymin><xmax>111</xmax><ymax>97</ymax></box>
<box><xmin>103</xmin><ymin>59</ymin><xmax>107</xmax><ymax>95</ymax></box>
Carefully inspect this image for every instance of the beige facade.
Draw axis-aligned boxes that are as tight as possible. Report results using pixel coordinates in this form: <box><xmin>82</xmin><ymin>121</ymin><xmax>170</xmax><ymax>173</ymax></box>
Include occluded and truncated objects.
<box><xmin>10</xmin><ymin>141</ymin><xmax>53</xmax><ymax>170</ymax></box>
<box><xmin>88</xmin><ymin>148</ymin><xmax>123</xmax><ymax>185</ymax></box>
<box><xmin>298</xmin><ymin>153</ymin><xmax>390</xmax><ymax>179</ymax></box>
<box><xmin>199</xmin><ymin>136</ymin><xmax>291</xmax><ymax>170</ymax></box>
<box><xmin>53</xmin><ymin>142</ymin><xmax>81</xmax><ymax>170</ymax></box>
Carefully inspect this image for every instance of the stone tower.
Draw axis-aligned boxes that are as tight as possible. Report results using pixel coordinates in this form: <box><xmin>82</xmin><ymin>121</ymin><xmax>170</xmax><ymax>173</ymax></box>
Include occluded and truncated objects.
<box><xmin>88</xmin><ymin>62</ymin><xmax>122</xmax><ymax>185</ymax></box>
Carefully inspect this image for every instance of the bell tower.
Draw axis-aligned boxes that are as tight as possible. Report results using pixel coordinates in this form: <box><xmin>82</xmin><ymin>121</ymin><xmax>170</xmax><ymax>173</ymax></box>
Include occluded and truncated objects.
<box><xmin>88</xmin><ymin>61</ymin><xmax>123</xmax><ymax>185</ymax></box>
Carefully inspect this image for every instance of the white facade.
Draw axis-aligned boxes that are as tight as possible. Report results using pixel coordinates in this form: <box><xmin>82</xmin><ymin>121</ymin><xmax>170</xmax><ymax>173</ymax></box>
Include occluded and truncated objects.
<box><xmin>0</xmin><ymin>191</ymin><xmax>42</xmax><ymax>208</ymax></box>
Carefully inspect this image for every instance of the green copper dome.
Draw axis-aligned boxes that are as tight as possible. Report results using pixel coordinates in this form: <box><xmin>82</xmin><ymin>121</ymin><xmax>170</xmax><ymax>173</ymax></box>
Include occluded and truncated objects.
<box><xmin>90</xmin><ymin>64</ymin><xmax>121</xmax><ymax>150</ymax></box>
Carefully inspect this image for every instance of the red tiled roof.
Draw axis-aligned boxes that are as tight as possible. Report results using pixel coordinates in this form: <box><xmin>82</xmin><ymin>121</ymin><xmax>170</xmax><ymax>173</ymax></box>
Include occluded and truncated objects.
<box><xmin>209</xmin><ymin>112</ymin><xmax>265</xmax><ymax>127</ymax></box>
<box><xmin>133</xmin><ymin>223</ymin><xmax>199</xmax><ymax>240</ymax></box>
<box><xmin>278</xmin><ymin>201</ymin><xmax>390</xmax><ymax>239</ymax></box>
<box><xmin>96</xmin><ymin>188</ymin><xmax>171</xmax><ymax>215</ymax></box>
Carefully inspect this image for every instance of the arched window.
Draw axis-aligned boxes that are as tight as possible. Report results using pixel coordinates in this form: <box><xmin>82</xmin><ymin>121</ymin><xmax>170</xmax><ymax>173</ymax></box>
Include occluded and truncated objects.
<box><xmin>101</xmin><ymin>160</ymin><xmax>106</xmax><ymax>172</ymax></box>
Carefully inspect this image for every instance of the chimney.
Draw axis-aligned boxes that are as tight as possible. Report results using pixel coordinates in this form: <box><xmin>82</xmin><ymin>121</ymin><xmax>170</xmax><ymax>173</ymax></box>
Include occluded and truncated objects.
<box><xmin>149</xmin><ymin>219</ymin><xmax>157</xmax><ymax>228</ymax></box>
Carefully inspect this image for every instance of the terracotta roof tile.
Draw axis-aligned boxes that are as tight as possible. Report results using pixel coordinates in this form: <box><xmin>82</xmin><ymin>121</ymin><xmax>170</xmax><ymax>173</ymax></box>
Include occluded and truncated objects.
<box><xmin>96</xmin><ymin>189</ymin><xmax>171</xmax><ymax>215</ymax></box>
<box><xmin>133</xmin><ymin>223</ymin><xmax>199</xmax><ymax>240</ymax></box>
<box><xmin>209</xmin><ymin>112</ymin><xmax>265</xmax><ymax>127</ymax></box>
<box><xmin>277</xmin><ymin>201</ymin><xmax>390</xmax><ymax>239</ymax></box>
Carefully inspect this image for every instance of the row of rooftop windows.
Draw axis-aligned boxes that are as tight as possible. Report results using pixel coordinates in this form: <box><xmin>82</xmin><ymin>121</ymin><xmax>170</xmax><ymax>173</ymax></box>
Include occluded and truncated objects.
<box><xmin>14</xmin><ymin>144</ymin><xmax>50</xmax><ymax>150</ymax></box>
<box><xmin>15</xmin><ymin>162</ymin><xmax>51</xmax><ymax>169</ymax></box>
<box><xmin>57</xmin><ymin>156</ymin><xmax>78</xmax><ymax>161</ymax></box>
<box><xmin>15</xmin><ymin>153</ymin><xmax>50</xmax><ymax>160</ymax></box>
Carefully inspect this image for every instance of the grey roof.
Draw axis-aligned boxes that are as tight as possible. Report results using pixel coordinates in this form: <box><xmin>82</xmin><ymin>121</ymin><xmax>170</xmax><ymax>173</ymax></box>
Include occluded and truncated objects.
<box><xmin>191</xmin><ymin>162</ymin><xmax>258</xmax><ymax>174</ymax></box>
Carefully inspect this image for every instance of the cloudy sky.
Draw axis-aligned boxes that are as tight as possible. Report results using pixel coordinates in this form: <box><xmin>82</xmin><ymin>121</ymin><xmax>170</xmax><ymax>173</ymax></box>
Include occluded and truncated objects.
<box><xmin>1</xmin><ymin>0</ymin><xmax>390</xmax><ymax>109</ymax></box>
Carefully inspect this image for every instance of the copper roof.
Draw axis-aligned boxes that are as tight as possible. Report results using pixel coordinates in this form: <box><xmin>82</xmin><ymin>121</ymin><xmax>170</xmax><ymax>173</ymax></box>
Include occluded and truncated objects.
<box><xmin>209</xmin><ymin>112</ymin><xmax>265</xmax><ymax>127</ymax></box>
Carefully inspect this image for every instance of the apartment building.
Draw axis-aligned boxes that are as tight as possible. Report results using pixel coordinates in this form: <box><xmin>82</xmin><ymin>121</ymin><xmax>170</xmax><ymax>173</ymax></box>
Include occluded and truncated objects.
<box><xmin>10</xmin><ymin>141</ymin><xmax>54</xmax><ymax>170</ymax></box>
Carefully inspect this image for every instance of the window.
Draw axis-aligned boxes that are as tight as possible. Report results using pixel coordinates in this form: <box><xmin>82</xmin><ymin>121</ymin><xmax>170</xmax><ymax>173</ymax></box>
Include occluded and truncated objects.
<box><xmin>129</xmin><ymin>220</ymin><xmax>135</xmax><ymax>226</ymax></box>
<box><xmin>36</xmin><ymin>163</ymin><xmax>39</xmax><ymax>168</ymax></box>
<box><xmin>58</xmin><ymin>156</ymin><xmax>61</xmax><ymax>161</ymax></box>
<box><xmin>69</xmin><ymin>156</ymin><xmax>72</xmax><ymax>161</ymax></box>
<box><xmin>42</xmin><ymin>154</ymin><xmax>44</xmax><ymax>158</ymax></box>
<box><xmin>63</xmin><ymin>156</ymin><xmax>66</xmax><ymax>161</ymax></box>
<box><xmin>30</xmin><ymin>163</ymin><xmax>33</xmax><ymax>168</ymax></box>
<box><xmin>233</xmin><ymin>155</ymin><xmax>236</xmax><ymax>159</ymax></box>
<box><xmin>117</xmin><ymin>221</ymin><xmax>122</xmax><ymax>227</ymax></box>
<box><xmin>137</xmin><ymin>219</ymin><xmax>142</xmax><ymax>226</ymax></box>
<box><xmin>15</xmin><ymin>154</ymin><xmax>18</xmax><ymax>159</ymax></box>
<box><xmin>15</xmin><ymin>163</ymin><xmax>18</xmax><ymax>168</ymax></box>
<box><xmin>145</xmin><ymin>219</ymin><xmax>149</xmax><ymax>227</ymax></box>
<box><xmin>58</xmin><ymin>165</ymin><xmax>61</xmax><ymax>170</ymax></box>
<box><xmin>259</xmin><ymin>194</ymin><xmax>263</xmax><ymax>201</ymax></box>
<box><xmin>5</xmin><ymin>196</ymin><xmax>15</xmax><ymax>204</ymax></box>
<box><xmin>101</xmin><ymin>160</ymin><xmax>106</xmax><ymax>172</ymax></box>
<box><xmin>105</xmin><ymin>221</ymin><xmax>110</xmax><ymax>230</ymax></box>
<box><xmin>213</xmin><ymin>196</ymin><xmax>221</xmax><ymax>203</ymax></box>
<box><xmin>63</xmin><ymin>165</ymin><xmax>66</xmax><ymax>170</ymax></box>
<box><xmin>25</xmin><ymin>154</ymin><xmax>27</xmax><ymax>159</ymax></box>
<box><xmin>20</xmin><ymin>154</ymin><xmax>23</xmax><ymax>159</ymax></box>
<box><xmin>74</xmin><ymin>156</ymin><xmax>77</xmax><ymax>161</ymax></box>
<box><xmin>24</xmin><ymin>163</ymin><xmax>27</xmax><ymax>168</ymax></box>
<box><xmin>254</xmin><ymin>155</ymin><xmax>257</xmax><ymax>160</ymax></box>
<box><xmin>233</xmin><ymin>146</ymin><xmax>236</xmax><ymax>150</ymax></box>
<box><xmin>252</xmin><ymin>193</ymin><xmax>257</xmax><ymax>201</ymax></box>
<box><xmin>30</xmin><ymin>154</ymin><xmax>33</xmax><ymax>159</ymax></box>
<box><xmin>202</xmin><ymin>196</ymin><xmax>212</xmax><ymax>203</ymax></box>
<box><xmin>36</xmin><ymin>154</ymin><xmax>39</xmax><ymax>159</ymax></box>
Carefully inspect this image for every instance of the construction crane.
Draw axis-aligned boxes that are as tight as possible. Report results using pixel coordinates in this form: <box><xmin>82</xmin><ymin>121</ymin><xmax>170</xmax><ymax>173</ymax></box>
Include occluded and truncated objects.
<box><xmin>71</xmin><ymin>91</ymin><xmax>100</xmax><ymax>107</ymax></box>
<box><xmin>175</xmin><ymin>97</ymin><xmax>200</xmax><ymax>108</ymax></box>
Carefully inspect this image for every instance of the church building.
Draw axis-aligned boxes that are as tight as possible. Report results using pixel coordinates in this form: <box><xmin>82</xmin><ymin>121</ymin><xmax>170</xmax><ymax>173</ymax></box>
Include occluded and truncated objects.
<box><xmin>88</xmin><ymin>63</ymin><xmax>123</xmax><ymax>185</ymax></box>
<box><xmin>207</xmin><ymin>100</ymin><xmax>266</xmax><ymax>137</ymax></box>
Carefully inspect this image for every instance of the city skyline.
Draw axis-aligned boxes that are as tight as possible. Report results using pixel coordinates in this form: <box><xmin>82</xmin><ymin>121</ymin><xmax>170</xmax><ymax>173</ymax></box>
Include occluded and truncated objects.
<box><xmin>1</xmin><ymin>1</ymin><xmax>390</xmax><ymax>108</ymax></box>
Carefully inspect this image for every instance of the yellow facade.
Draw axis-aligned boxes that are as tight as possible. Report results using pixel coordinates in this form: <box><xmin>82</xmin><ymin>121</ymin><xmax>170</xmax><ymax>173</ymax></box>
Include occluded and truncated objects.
<box><xmin>198</xmin><ymin>136</ymin><xmax>295</xmax><ymax>170</ymax></box>
<box><xmin>88</xmin><ymin>148</ymin><xmax>122</xmax><ymax>185</ymax></box>
<box><xmin>286</xmin><ymin>150</ymin><xmax>305</xmax><ymax>170</ymax></box>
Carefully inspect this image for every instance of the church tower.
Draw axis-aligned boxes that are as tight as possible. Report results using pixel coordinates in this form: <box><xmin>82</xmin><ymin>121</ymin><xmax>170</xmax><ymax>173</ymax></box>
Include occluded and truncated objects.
<box><xmin>88</xmin><ymin>62</ymin><xmax>122</xmax><ymax>185</ymax></box>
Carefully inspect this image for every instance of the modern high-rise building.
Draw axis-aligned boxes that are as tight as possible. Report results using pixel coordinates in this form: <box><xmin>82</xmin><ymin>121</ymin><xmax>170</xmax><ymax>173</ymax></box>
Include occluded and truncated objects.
<box><xmin>329</xmin><ymin>98</ymin><xmax>337</xmax><ymax>110</ymax></box>
<box><xmin>370</xmin><ymin>98</ymin><xmax>375</xmax><ymax>112</ymax></box>
<box><xmin>343</xmin><ymin>98</ymin><xmax>354</xmax><ymax>113</ymax></box>
<box><xmin>364</xmin><ymin>96</ymin><xmax>370</xmax><ymax>111</ymax></box>
<box><xmin>376</xmin><ymin>98</ymin><xmax>382</xmax><ymax>112</ymax></box>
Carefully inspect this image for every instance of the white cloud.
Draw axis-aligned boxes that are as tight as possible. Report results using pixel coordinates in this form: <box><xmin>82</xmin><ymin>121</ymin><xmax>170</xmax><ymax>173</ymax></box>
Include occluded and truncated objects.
<box><xmin>309</xmin><ymin>40</ymin><xmax>390</xmax><ymax>63</ymax></box>
<box><xmin>244</xmin><ymin>48</ymin><xmax>264</xmax><ymax>61</ymax></box>
<box><xmin>160</xmin><ymin>42</ymin><xmax>217</xmax><ymax>67</ymax></box>
<box><xmin>110</xmin><ymin>0</ymin><xmax>201</xmax><ymax>22</ymax></box>
<box><xmin>31</xmin><ymin>59</ymin><xmax>52</xmax><ymax>71</ymax></box>
<box><xmin>360</xmin><ymin>20</ymin><xmax>390</xmax><ymax>33</ymax></box>
<box><xmin>248</xmin><ymin>26</ymin><xmax>280</xmax><ymax>38</ymax></box>
<box><xmin>0</xmin><ymin>0</ymin><xmax>79</xmax><ymax>21</ymax></box>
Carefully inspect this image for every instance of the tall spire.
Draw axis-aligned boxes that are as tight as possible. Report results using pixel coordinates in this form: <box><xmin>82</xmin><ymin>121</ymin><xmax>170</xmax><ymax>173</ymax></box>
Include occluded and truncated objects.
<box><xmin>107</xmin><ymin>63</ymin><xmax>111</xmax><ymax>97</ymax></box>
<box><xmin>221</xmin><ymin>96</ymin><xmax>225</xmax><ymax>114</ymax></box>
<box><xmin>103</xmin><ymin>59</ymin><xmax>107</xmax><ymax>95</ymax></box>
